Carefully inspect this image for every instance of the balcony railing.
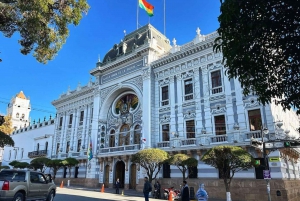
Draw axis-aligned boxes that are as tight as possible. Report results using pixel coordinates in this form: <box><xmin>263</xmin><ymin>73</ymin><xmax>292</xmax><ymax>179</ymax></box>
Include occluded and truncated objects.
<box><xmin>28</xmin><ymin>150</ymin><xmax>48</xmax><ymax>158</ymax></box>
<box><xmin>211</xmin><ymin>135</ymin><xmax>228</xmax><ymax>143</ymax></box>
<box><xmin>184</xmin><ymin>94</ymin><xmax>194</xmax><ymax>101</ymax></box>
<box><xmin>181</xmin><ymin>138</ymin><xmax>197</xmax><ymax>146</ymax></box>
<box><xmin>157</xmin><ymin>141</ymin><xmax>170</xmax><ymax>148</ymax></box>
<box><xmin>161</xmin><ymin>100</ymin><xmax>169</xmax><ymax>106</ymax></box>
<box><xmin>245</xmin><ymin>131</ymin><xmax>263</xmax><ymax>140</ymax></box>
<box><xmin>99</xmin><ymin>144</ymin><xmax>140</xmax><ymax>153</ymax></box>
<box><xmin>212</xmin><ymin>86</ymin><xmax>223</xmax><ymax>94</ymax></box>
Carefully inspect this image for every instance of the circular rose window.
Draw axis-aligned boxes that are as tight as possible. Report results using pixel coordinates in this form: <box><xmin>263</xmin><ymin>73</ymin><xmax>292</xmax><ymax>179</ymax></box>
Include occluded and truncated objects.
<box><xmin>115</xmin><ymin>94</ymin><xmax>139</xmax><ymax>114</ymax></box>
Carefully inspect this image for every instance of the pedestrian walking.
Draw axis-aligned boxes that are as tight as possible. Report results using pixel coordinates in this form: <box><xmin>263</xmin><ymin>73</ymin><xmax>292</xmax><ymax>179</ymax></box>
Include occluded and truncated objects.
<box><xmin>115</xmin><ymin>178</ymin><xmax>120</xmax><ymax>194</ymax></box>
<box><xmin>154</xmin><ymin>180</ymin><xmax>161</xmax><ymax>198</ymax></box>
<box><xmin>181</xmin><ymin>180</ymin><xmax>190</xmax><ymax>201</ymax></box>
<box><xmin>196</xmin><ymin>183</ymin><xmax>208</xmax><ymax>201</ymax></box>
<box><xmin>143</xmin><ymin>177</ymin><xmax>152</xmax><ymax>201</ymax></box>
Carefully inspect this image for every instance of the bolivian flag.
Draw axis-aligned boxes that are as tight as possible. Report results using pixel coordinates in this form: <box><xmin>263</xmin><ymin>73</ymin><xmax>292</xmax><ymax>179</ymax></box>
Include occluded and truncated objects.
<box><xmin>139</xmin><ymin>0</ymin><xmax>154</xmax><ymax>17</ymax></box>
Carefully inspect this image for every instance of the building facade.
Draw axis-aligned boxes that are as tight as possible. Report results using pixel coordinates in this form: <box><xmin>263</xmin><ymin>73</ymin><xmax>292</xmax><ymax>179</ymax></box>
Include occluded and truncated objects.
<box><xmin>7</xmin><ymin>91</ymin><xmax>31</xmax><ymax>130</ymax></box>
<box><xmin>3</xmin><ymin>24</ymin><xmax>300</xmax><ymax>200</ymax></box>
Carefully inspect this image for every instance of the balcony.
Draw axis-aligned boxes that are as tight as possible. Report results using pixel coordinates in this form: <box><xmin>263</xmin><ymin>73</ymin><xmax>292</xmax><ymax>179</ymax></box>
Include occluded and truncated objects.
<box><xmin>28</xmin><ymin>150</ymin><xmax>48</xmax><ymax>158</ymax></box>
<box><xmin>181</xmin><ymin>138</ymin><xmax>197</xmax><ymax>146</ymax></box>
<box><xmin>211</xmin><ymin>135</ymin><xmax>228</xmax><ymax>143</ymax></box>
<box><xmin>211</xmin><ymin>86</ymin><xmax>223</xmax><ymax>94</ymax></box>
<box><xmin>99</xmin><ymin>144</ymin><xmax>140</xmax><ymax>154</ymax></box>
<box><xmin>157</xmin><ymin>141</ymin><xmax>170</xmax><ymax>148</ymax></box>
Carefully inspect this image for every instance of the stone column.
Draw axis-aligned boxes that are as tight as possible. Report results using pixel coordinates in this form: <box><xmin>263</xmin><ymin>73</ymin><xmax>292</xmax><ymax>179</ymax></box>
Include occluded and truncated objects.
<box><xmin>176</xmin><ymin>74</ymin><xmax>184</xmax><ymax>137</ymax></box>
<box><xmin>201</xmin><ymin>66</ymin><xmax>212</xmax><ymax>135</ymax></box>
<box><xmin>169</xmin><ymin>75</ymin><xmax>176</xmax><ymax>134</ymax></box>
<box><xmin>142</xmin><ymin>67</ymin><xmax>152</xmax><ymax>148</ymax></box>
<box><xmin>194</xmin><ymin>67</ymin><xmax>203</xmax><ymax>136</ymax></box>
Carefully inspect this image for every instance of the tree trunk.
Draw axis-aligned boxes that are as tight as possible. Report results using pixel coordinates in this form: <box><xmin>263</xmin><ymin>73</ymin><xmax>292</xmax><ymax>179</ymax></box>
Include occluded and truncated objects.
<box><xmin>224</xmin><ymin>180</ymin><xmax>231</xmax><ymax>201</ymax></box>
<box><xmin>182</xmin><ymin>169</ymin><xmax>186</xmax><ymax>181</ymax></box>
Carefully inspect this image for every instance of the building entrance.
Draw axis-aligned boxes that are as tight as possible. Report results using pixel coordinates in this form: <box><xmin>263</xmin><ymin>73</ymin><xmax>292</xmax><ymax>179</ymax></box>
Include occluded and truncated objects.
<box><xmin>115</xmin><ymin>161</ymin><xmax>125</xmax><ymax>188</ymax></box>
<box><xmin>129</xmin><ymin>164</ymin><xmax>137</xmax><ymax>189</ymax></box>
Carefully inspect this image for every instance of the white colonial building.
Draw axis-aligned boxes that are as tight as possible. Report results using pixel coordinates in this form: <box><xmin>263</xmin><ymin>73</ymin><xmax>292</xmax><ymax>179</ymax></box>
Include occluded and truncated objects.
<box><xmin>3</xmin><ymin>24</ymin><xmax>300</xmax><ymax>200</ymax></box>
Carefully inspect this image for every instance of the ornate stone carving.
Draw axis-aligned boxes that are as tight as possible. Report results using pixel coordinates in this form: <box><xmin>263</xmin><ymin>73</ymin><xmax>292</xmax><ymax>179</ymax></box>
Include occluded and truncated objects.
<box><xmin>245</xmin><ymin>98</ymin><xmax>260</xmax><ymax>108</ymax></box>
<box><xmin>211</xmin><ymin>106</ymin><xmax>226</xmax><ymax>114</ymax></box>
<box><xmin>182</xmin><ymin>70</ymin><xmax>194</xmax><ymax>79</ymax></box>
<box><xmin>184</xmin><ymin>111</ymin><xmax>196</xmax><ymax>119</ymax></box>
<box><xmin>159</xmin><ymin>78</ymin><xmax>170</xmax><ymax>86</ymax></box>
<box><xmin>100</xmin><ymin>85</ymin><xmax>117</xmax><ymax>105</ymax></box>
<box><xmin>159</xmin><ymin>107</ymin><xmax>170</xmax><ymax>112</ymax></box>
<box><xmin>160</xmin><ymin>115</ymin><xmax>171</xmax><ymax>123</ymax></box>
<box><xmin>124</xmin><ymin>76</ymin><xmax>143</xmax><ymax>92</ymax></box>
<box><xmin>209</xmin><ymin>94</ymin><xmax>226</xmax><ymax>101</ymax></box>
<box><xmin>142</xmin><ymin>68</ymin><xmax>151</xmax><ymax>80</ymax></box>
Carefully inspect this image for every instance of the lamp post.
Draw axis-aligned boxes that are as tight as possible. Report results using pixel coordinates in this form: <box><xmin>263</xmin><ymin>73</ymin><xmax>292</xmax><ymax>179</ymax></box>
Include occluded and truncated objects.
<box><xmin>262</xmin><ymin>127</ymin><xmax>271</xmax><ymax>201</ymax></box>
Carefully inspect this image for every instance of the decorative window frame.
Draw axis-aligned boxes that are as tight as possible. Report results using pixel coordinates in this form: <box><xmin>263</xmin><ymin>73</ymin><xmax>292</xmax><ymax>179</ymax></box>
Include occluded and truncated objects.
<box><xmin>182</xmin><ymin>77</ymin><xmax>194</xmax><ymax>102</ymax></box>
<box><xmin>209</xmin><ymin>68</ymin><xmax>224</xmax><ymax>96</ymax></box>
<box><xmin>212</xmin><ymin>113</ymin><xmax>227</xmax><ymax>136</ymax></box>
<box><xmin>160</xmin><ymin>84</ymin><xmax>170</xmax><ymax>107</ymax></box>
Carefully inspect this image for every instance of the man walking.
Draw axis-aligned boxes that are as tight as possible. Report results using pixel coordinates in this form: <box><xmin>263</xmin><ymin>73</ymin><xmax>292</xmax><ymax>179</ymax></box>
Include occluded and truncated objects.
<box><xmin>115</xmin><ymin>178</ymin><xmax>120</xmax><ymax>194</ymax></box>
<box><xmin>143</xmin><ymin>177</ymin><xmax>152</xmax><ymax>201</ymax></box>
<box><xmin>181</xmin><ymin>180</ymin><xmax>190</xmax><ymax>201</ymax></box>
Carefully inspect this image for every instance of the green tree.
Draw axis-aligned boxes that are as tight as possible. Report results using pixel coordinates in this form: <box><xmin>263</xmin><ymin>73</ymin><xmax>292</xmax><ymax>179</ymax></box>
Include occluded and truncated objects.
<box><xmin>131</xmin><ymin>148</ymin><xmax>168</xmax><ymax>183</ymax></box>
<box><xmin>0</xmin><ymin>115</ymin><xmax>13</xmax><ymax>134</ymax></box>
<box><xmin>30</xmin><ymin>157</ymin><xmax>51</xmax><ymax>172</ymax></box>
<box><xmin>46</xmin><ymin>159</ymin><xmax>64</xmax><ymax>180</ymax></box>
<box><xmin>0</xmin><ymin>0</ymin><xmax>90</xmax><ymax>63</ymax></box>
<box><xmin>168</xmin><ymin>153</ymin><xmax>198</xmax><ymax>181</ymax></box>
<box><xmin>0</xmin><ymin>166</ymin><xmax>10</xmax><ymax>170</ymax></box>
<box><xmin>215</xmin><ymin>0</ymin><xmax>300</xmax><ymax>114</ymax></box>
<box><xmin>0</xmin><ymin>130</ymin><xmax>14</xmax><ymax>147</ymax></box>
<box><xmin>62</xmin><ymin>157</ymin><xmax>79</xmax><ymax>178</ymax></box>
<box><xmin>14</xmin><ymin>162</ymin><xmax>29</xmax><ymax>169</ymax></box>
<box><xmin>8</xmin><ymin>160</ymin><xmax>19</xmax><ymax>168</ymax></box>
<box><xmin>201</xmin><ymin>146</ymin><xmax>255</xmax><ymax>201</ymax></box>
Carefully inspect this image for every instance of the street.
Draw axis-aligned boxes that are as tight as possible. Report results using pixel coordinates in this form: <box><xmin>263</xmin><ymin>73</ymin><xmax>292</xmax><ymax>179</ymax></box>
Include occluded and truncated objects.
<box><xmin>55</xmin><ymin>188</ymin><xmax>146</xmax><ymax>201</ymax></box>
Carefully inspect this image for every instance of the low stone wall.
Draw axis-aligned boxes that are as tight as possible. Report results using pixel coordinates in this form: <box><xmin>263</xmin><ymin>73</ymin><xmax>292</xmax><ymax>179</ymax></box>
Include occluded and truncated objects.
<box><xmin>137</xmin><ymin>178</ymin><xmax>300</xmax><ymax>201</ymax></box>
<box><xmin>54</xmin><ymin>178</ymin><xmax>100</xmax><ymax>188</ymax></box>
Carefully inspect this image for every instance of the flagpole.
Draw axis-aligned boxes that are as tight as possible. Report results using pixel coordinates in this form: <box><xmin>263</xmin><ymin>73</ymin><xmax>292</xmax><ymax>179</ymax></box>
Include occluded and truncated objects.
<box><xmin>164</xmin><ymin>0</ymin><xmax>166</xmax><ymax>35</ymax></box>
<box><xmin>137</xmin><ymin>0</ymin><xmax>139</xmax><ymax>29</ymax></box>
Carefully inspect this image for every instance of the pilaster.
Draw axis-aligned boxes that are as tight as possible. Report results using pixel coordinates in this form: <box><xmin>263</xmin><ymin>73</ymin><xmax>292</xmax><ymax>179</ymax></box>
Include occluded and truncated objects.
<box><xmin>176</xmin><ymin>74</ymin><xmax>184</xmax><ymax>137</ymax></box>
<box><xmin>142</xmin><ymin>67</ymin><xmax>152</xmax><ymax>148</ymax></box>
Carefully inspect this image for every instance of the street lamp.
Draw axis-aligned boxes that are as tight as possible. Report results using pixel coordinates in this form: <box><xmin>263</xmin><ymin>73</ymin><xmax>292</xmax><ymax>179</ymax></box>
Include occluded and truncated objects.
<box><xmin>262</xmin><ymin>126</ymin><xmax>271</xmax><ymax>201</ymax></box>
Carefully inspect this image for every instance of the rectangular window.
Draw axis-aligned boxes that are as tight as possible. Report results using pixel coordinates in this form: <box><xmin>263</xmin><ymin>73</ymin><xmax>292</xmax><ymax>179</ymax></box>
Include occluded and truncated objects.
<box><xmin>79</xmin><ymin>111</ymin><xmax>84</xmax><ymax>125</ymax></box>
<box><xmin>248</xmin><ymin>109</ymin><xmax>262</xmax><ymax>131</ymax></box>
<box><xmin>66</xmin><ymin>141</ymin><xmax>70</xmax><ymax>153</ymax></box>
<box><xmin>161</xmin><ymin>86</ymin><xmax>169</xmax><ymax>106</ymax></box>
<box><xmin>59</xmin><ymin>117</ymin><xmax>63</xmax><ymax>129</ymax></box>
<box><xmin>211</xmin><ymin>70</ymin><xmax>223</xmax><ymax>94</ymax></box>
<box><xmin>184</xmin><ymin>79</ymin><xmax>193</xmax><ymax>100</ymax></box>
<box><xmin>162</xmin><ymin>124</ymin><xmax>170</xmax><ymax>141</ymax></box>
<box><xmin>214</xmin><ymin>115</ymin><xmax>226</xmax><ymax>135</ymax></box>
<box><xmin>90</xmin><ymin>108</ymin><xmax>93</xmax><ymax>123</ymax></box>
<box><xmin>77</xmin><ymin>139</ymin><xmax>81</xmax><ymax>152</ymax></box>
<box><xmin>56</xmin><ymin>143</ymin><xmax>60</xmax><ymax>154</ymax></box>
<box><xmin>186</xmin><ymin>120</ymin><xmax>195</xmax><ymax>138</ymax></box>
<box><xmin>68</xmin><ymin>114</ymin><xmax>73</xmax><ymax>128</ymax></box>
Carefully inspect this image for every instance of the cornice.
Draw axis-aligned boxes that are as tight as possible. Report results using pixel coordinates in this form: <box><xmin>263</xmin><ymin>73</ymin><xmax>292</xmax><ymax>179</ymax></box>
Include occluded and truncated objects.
<box><xmin>52</xmin><ymin>87</ymin><xmax>94</xmax><ymax>106</ymax></box>
<box><xmin>90</xmin><ymin>46</ymin><xmax>150</xmax><ymax>76</ymax></box>
<box><xmin>151</xmin><ymin>38</ymin><xmax>216</xmax><ymax>69</ymax></box>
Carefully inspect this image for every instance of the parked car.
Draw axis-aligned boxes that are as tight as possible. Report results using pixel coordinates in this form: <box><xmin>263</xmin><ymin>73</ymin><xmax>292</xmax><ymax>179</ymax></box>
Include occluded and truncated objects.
<box><xmin>0</xmin><ymin>169</ymin><xmax>56</xmax><ymax>201</ymax></box>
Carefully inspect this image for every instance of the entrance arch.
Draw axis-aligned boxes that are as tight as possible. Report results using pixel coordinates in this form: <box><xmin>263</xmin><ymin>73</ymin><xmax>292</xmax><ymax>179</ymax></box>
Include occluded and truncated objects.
<box><xmin>115</xmin><ymin>161</ymin><xmax>125</xmax><ymax>188</ymax></box>
<box><xmin>104</xmin><ymin>165</ymin><xmax>110</xmax><ymax>187</ymax></box>
<box><xmin>129</xmin><ymin>164</ymin><xmax>137</xmax><ymax>189</ymax></box>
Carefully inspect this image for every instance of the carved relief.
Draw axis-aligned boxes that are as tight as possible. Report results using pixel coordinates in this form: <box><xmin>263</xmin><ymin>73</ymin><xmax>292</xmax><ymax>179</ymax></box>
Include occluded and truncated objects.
<box><xmin>211</xmin><ymin>106</ymin><xmax>226</xmax><ymax>114</ymax></box>
<box><xmin>160</xmin><ymin>115</ymin><xmax>171</xmax><ymax>123</ymax></box>
<box><xmin>159</xmin><ymin>78</ymin><xmax>170</xmax><ymax>86</ymax></box>
<box><xmin>184</xmin><ymin>111</ymin><xmax>196</xmax><ymax>119</ymax></box>
<box><xmin>142</xmin><ymin>68</ymin><xmax>151</xmax><ymax>80</ymax></box>
<box><xmin>100</xmin><ymin>85</ymin><xmax>117</xmax><ymax>105</ymax></box>
<box><xmin>124</xmin><ymin>76</ymin><xmax>143</xmax><ymax>92</ymax></box>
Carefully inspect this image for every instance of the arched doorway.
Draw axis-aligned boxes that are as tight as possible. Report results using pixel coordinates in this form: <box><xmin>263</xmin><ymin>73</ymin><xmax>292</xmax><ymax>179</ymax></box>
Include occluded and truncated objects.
<box><xmin>104</xmin><ymin>165</ymin><xmax>110</xmax><ymax>187</ymax></box>
<box><xmin>115</xmin><ymin>161</ymin><xmax>125</xmax><ymax>188</ymax></box>
<box><xmin>129</xmin><ymin>164</ymin><xmax>137</xmax><ymax>189</ymax></box>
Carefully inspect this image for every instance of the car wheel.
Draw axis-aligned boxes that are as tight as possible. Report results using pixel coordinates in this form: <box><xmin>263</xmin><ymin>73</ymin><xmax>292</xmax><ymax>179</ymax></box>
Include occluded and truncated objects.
<box><xmin>13</xmin><ymin>192</ymin><xmax>24</xmax><ymax>201</ymax></box>
<box><xmin>46</xmin><ymin>190</ymin><xmax>55</xmax><ymax>201</ymax></box>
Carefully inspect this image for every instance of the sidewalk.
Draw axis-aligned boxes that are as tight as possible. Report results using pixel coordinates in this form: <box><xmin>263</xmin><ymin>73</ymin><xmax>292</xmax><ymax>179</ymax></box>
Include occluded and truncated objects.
<box><xmin>64</xmin><ymin>185</ymin><xmax>226</xmax><ymax>201</ymax></box>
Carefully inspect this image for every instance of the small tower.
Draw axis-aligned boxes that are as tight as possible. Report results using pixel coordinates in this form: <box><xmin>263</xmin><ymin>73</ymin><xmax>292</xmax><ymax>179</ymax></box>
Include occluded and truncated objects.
<box><xmin>6</xmin><ymin>91</ymin><xmax>31</xmax><ymax>130</ymax></box>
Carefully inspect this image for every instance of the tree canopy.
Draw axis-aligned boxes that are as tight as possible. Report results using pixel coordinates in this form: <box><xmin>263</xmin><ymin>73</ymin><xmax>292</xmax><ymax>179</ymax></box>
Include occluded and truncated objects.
<box><xmin>62</xmin><ymin>157</ymin><xmax>79</xmax><ymax>178</ymax></box>
<box><xmin>0</xmin><ymin>130</ymin><xmax>14</xmax><ymax>147</ymax></box>
<box><xmin>8</xmin><ymin>160</ymin><xmax>29</xmax><ymax>169</ymax></box>
<box><xmin>0</xmin><ymin>0</ymin><xmax>90</xmax><ymax>63</ymax></box>
<box><xmin>215</xmin><ymin>0</ymin><xmax>300</xmax><ymax>114</ymax></box>
<box><xmin>30</xmin><ymin>157</ymin><xmax>51</xmax><ymax>172</ymax></box>
<box><xmin>201</xmin><ymin>146</ymin><xmax>255</xmax><ymax>201</ymax></box>
<box><xmin>131</xmin><ymin>148</ymin><xmax>168</xmax><ymax>183</ymax></box>
<box><xmin>168</xmin><ymin>153</ymin><xmax>198</xmax><ymax>181</ymax></box>
<box><xmin>46</xmin><ymin>159</ymin><xmax>64</xmax><ymax>180</ymax></box>
<box><xmin>0</xmin><ymin>115</ymin><xmax>13</xmax><ymax>134</ymax></box>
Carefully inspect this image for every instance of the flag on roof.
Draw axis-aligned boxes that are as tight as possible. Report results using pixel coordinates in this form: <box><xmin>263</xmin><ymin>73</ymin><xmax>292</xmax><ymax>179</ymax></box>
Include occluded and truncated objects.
<box><xmin>139</xmin><ymin>0</ymin><xmax>154</xmax><ymax>17</ymax></box>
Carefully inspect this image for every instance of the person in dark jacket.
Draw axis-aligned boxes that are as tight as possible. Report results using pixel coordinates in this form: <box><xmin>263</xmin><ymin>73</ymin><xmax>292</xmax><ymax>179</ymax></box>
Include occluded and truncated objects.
<box><xmin>181</xmin><ymin>180</ymin><xmax>190</xmax><ymax>201</ymax></box>
<box><xmin>143</xmin><ymin>177</ymin><xmax>152</xmax><ymax>201</ymax></box>
<box><xmin>115</xmin><ymin>178</ymin><xmax>120</xmax><ymax>194</ymax></box>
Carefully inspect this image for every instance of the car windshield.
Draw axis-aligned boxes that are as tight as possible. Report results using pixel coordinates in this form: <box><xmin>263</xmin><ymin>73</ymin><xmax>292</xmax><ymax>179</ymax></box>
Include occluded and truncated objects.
<box><xmin>0</xmin><ymin>171</ymin><xmax>26</xmax><ymax>181</ymax></box>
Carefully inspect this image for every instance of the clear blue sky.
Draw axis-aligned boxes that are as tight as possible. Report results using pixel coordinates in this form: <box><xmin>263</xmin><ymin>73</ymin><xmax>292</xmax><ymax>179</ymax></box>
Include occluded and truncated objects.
<box><xmin>0</xmin><ymin>0</ymin><xmax>220</xmax><ymax>122</ymax></box>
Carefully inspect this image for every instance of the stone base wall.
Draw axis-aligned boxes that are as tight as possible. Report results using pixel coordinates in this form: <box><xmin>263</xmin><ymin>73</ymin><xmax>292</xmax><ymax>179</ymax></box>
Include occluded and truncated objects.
<box><xmin>137</xmin><ymin>178</ymin><xmax>300</xmax><ymax>201</ymax></box>
<box><xmin>54</xmin><ymin>178</ymin><xmax>100</xmax><ymax>188</ymax></box>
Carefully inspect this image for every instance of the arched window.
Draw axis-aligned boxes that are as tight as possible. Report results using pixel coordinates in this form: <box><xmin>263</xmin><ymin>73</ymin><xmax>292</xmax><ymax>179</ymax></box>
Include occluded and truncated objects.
<box><xmin>16</xmin><ymin>113</ymin><xmax>19</xmax><ymax>118</ymax></box>
<box><xmin>134</xmin><ymin>125</ymin><xmax>141</xmax><ymax>144</ymax></box>
<box><xmin>45</xmin><ymin>142</ymin><xmax>48</xmax><ymax>151</ymax></box>
<box><xmin>120</xmin><ymin>125</ymin><xmax>130</xmax><ymax>146</ymax></box>
<box><xmin>37</xmin><ymin>143</ymin><xmax>40</xmax><ymax>152</ymax></box>
<box><xmin>109</xmin><ymin>130</ymin><xmax>115</xmax><ymax>147</ymax></box>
